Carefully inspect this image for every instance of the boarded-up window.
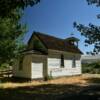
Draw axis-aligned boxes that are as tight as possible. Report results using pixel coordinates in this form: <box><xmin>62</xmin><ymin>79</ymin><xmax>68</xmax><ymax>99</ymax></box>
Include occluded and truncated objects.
<box><xmin>72</xmin><ymin>56</ymin><xmax>76</xmax><ymax>68</ymax></box>
<box><xmin>61</xmin><ymin>54</ymin><xmax>64</xmax><ymax>68</ymax></box>
<box><xmin>19</xmin><ymin>56</ymin><xmax>23</xmax><ymax>71</ymax></box>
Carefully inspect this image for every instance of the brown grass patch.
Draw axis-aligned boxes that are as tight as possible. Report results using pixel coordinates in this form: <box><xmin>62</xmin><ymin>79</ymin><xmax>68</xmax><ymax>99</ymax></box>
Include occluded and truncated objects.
<box><xmin>0</xmin><ymin>74</ymin><xmax>100</xmax><ymax>89</ymax></box>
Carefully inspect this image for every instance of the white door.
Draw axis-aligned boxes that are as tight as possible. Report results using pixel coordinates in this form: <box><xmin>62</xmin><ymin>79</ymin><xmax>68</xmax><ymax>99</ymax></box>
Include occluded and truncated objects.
<box><xmin>32</xmin><ymin>62</ymin><xmax>43</xmax><ymax>79</ymax></box>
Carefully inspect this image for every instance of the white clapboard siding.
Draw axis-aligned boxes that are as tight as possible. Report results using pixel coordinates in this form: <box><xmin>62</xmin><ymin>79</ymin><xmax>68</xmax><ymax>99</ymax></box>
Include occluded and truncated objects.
<box><xmin>64</xmin><ymin>60</ymin><xmax>72</xmax><ymax>68</ymax></box>
<box><xmin>49</xmin><ymin>68</ymin><xmax>71</xmax><ymax>77</ymax></box>
<box><xmin>48</xmin><ymin>58</ymin><xmax>82</xmax><ymax>77</ymax></box>
<box><xmin>76</xmin><ymin>60</ymin><xmax>81</xmax><ymax>67</ymax></box>
<box><xmin>48</xmin><ymin>58</ymin><xmax>60</xmax><ymax>69</ymax></box>
<box><xmin>48</xmin><ymin>67</ymin><xmax>81</xmax><ymax>77</ymax></box>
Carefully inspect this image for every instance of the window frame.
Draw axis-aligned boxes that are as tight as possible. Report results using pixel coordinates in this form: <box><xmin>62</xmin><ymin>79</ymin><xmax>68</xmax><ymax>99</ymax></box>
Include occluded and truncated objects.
<box><xmin>72</xmin><ymin>56</ymin><xmax>76</xmax><ymax>68</ymax></box>
<box><xmin>61</xmin><ymin>54</ymin><xmax>64</xmax><ymax>68</ymax></box>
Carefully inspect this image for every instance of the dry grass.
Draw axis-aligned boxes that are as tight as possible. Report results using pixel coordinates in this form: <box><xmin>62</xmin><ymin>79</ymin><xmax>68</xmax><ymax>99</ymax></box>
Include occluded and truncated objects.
<box><xmin>1</xmin><ymin>74</ymin><xmax>100</xmax><ymax>89</ymax></box>
<box><xmin>49</xmin><ymin>75</ymin><xmax>87</xmax><ymax>85</ymax></box>
<box><xmin>0</xmin><ymin>80</ymin><xmax>47</xmax><ymax>89</ymax></box>
<box><xmin>0</xmin><ymin>74</ymin><xmax>100</xmax><ymax>100</ymax></box>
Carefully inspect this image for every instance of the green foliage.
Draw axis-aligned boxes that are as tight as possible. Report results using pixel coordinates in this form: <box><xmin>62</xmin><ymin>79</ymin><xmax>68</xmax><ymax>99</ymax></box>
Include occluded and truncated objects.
<box><xmin>0</xmin><ymin>64</ymin><xmax>9</xmax><ymax>70</ymax></box>
<box><xmin>45</xmin><ymin>75</ymin><xmax>53</xmax><ymax>80</ymax></box>
<box><xmin>0</xmin><ymin>9</ymin><xmax>26</xmax><ymax>65</ymax></box>
<box><xmin>73</xmin><ymin>22</ymin><xmax>100</xmax><ymax>55</ymax></box>
<box><xmin>0</xmin><ymin>0</ymin><xmax>40</xmax><ymax>66</ymax></box>
<box><xmin>87</xmin><ymin>0</ymin><xmax>100</xmax><ymax>7</ymax></box>
<box><xmin>82</xmin><ymin>62</ymin><xmax>100</xmax><ymax>74</ymax></box>
<box><xmin>74</xmin><ymin>0</ymin><xmax>100</xmax><ymax>55</ymax></box>
<box><xmin>0</xmin><ymin>0</ymin><xmax>40</xmax><ymax>17</ymax></box>
<box><xmin>87</xmin><ymin>0</ymin><xmax>100</xmax><ymax>19</ymax></box>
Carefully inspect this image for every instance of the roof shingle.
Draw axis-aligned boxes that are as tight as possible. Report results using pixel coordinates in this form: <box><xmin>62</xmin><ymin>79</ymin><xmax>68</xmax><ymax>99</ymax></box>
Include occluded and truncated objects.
<box><xmin>33</xmin><ymin>32</ymin><xmax>83</xmax><ymax>54</ymax></box>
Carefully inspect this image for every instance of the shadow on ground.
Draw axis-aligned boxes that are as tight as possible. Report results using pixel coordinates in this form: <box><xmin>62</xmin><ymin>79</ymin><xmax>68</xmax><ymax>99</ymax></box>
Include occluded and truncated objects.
<box><xmin>0</xmin><ymin>84</ymin><xmax>100</xmax><ymax>100</ymax></box>
<box><xmin>0</xmin><ymin>77</ymin><xmax>100</xmax><ymax>100</ymax></box>
<box><xmin>85</xmin><ymin>77</ymin><xmax>100</xmax><ymax>84</ymax></box>
<box><xmin>0</xmin><ymin>77</ymin><xmax>31</xmax><ymax>83</ymax></box>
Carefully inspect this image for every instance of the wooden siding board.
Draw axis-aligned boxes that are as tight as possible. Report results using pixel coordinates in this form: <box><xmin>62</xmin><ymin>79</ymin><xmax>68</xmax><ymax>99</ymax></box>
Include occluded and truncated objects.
<box><xmin>47</xmin><ymin>50</ymin><xmax>82</xmax><ymax>77</ymax></box>
<box><xmin>13</xmin><ymin>54</ymin><xmax>31</xmax><ymax>78</ymax></box>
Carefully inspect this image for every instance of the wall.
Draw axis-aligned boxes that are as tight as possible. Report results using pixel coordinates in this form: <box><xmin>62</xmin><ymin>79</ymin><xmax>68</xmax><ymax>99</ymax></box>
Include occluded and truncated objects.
<box><xmin>47</xmin><ymin>49</ymin><xmax>82</xmax><ymax>77</ymax></box>
<box><xmin>13</xmin><ymin>53</ymin><xmax>48</xmax><ymax>79</ymax></box>
<box><xmin>13</xmin><ymin>54</ymin><xmax>32</xmax><ymax>79</ymax></box>
<box><xmin>13</xmin><ymin>49</ymin><xmax>81</xmax><ymax>79</ymax></box>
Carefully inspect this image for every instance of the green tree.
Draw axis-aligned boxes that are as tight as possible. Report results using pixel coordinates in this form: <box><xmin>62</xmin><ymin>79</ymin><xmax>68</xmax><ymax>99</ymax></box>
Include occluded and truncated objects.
<box><xmin>0</xmin><ymin>0</ymin><xmax>40</xmax><ymax>17</ymax></box>
<box><xmin>0</xmin><ymin>0</ymin><xmax>40</xmax><ymax>66</ymax></box>
<box><xmin>74</xmin><ymin>0</ymin><xmax>100</xmax><ymax>55</ymax></box>
<box><xmin>87</xmin><ymin>0</ymin><xmax>100</xmax><ymax>7</ymax></box>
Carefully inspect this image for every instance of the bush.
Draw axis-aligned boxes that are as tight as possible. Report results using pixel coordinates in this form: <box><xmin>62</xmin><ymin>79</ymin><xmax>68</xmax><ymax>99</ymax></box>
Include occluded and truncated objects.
<box><xmin>0</xmin><ymin>64</ymin><xmax>12</xmax><ymax>71</ymax></box>
<box><xmin>82</xmin><ymin>62</ymin><xmax>100</xmax><ymax>74</ymax></box>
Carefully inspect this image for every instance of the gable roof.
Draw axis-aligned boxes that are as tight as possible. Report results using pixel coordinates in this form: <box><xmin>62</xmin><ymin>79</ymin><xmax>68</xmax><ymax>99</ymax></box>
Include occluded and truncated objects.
<box><xmin>28</xmin><ymin>32</ymin><xmax>83</xmax><ymax>54</ymax></box>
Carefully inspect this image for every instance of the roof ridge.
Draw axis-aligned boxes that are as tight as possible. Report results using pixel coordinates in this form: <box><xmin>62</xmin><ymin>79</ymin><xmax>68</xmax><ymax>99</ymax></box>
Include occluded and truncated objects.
<box><xmin>34</xmin><ymin>31</ymin><xmax>64</xmax><ymax>41</ymax></box>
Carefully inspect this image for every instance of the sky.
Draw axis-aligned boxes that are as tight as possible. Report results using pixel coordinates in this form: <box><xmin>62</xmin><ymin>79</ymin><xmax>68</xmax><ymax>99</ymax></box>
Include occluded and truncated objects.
<box><xmin>21</xmin><ymin>0</ymin><xmax>100</xmax><ymax>54</ymax></box>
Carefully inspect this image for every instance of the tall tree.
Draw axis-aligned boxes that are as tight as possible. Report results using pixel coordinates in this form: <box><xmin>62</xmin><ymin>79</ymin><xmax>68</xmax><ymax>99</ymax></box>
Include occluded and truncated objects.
<box><xmin>74</xmin><ymin>0</ymin><xmax>100</xmax><ymax>55</ymax></box>
<box><xmin>0</xmin><ymin>0</ymin><xmax>40</xmax><ymax>66</ymax></box>
<box><xmin>0</xmin><ymin>0</ymin><xmax>40</xmax><ymax>17</ymax></box>
<box><xmin>87</xmin><ymin>0</ymin><xmax>100</xmax><ymax>6</ymax></box>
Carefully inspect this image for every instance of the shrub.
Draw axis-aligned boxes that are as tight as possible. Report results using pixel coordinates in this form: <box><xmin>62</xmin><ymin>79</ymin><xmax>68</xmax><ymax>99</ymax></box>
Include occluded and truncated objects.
<box><xmin>82</xmin><ymin>62</ymin><xmax>100</xmax><ymax>74</ymax></box>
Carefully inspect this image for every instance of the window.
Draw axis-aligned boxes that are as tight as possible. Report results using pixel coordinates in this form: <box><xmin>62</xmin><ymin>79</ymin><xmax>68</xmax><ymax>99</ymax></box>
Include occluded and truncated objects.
<box><xmin>19</xmin><ymin>57</ymin><xmax>23</xmax><ymax>71</ymax></box>
<box><xmin>72</xmin><ymin>56</ymin><xmax>76</xmax><ymax>68</ymax></box>
<box><xmin>61</xmin><ymin>54</ymin><xmax>64</xmax><ymax>68</ymax></box>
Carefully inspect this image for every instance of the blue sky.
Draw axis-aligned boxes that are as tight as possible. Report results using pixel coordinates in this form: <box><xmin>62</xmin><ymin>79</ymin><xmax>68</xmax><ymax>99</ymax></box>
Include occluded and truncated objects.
<box><xmin>21</xmin><ymin>0</ymin><xmax>100</xmax><ymax>54</ymax></box>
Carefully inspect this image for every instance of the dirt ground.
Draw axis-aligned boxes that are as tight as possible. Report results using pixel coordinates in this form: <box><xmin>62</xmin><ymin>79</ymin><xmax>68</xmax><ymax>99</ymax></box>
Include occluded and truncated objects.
<box><xmin>0</xmin><ymin>74</ymin><xmax>100</xmax><ymax>100</ymax></box>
